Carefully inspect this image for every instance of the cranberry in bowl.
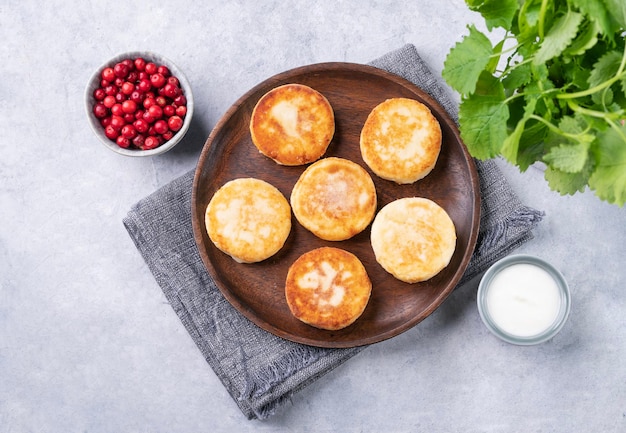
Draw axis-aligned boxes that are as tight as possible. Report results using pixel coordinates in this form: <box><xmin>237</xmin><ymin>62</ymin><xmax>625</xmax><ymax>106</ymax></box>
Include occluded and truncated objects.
<box><xmin>85</xmin><ymin>51</ymin><xmax>194</xmax><ymax>156</ymax></box>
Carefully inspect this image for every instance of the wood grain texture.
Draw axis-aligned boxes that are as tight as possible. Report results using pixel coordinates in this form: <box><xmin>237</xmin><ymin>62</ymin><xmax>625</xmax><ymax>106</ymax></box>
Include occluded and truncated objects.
<box><xmin>191</xmin><ymin>63</ymin><xmax>481</xmax><ymax>348</ymax></box>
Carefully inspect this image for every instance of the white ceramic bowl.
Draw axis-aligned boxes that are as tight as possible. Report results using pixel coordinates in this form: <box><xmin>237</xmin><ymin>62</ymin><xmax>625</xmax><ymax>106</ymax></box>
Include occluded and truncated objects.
<box><xmin>84</xmin><ymin>51</ymin><xmax>194</xmax><ymax>157</ymax></box>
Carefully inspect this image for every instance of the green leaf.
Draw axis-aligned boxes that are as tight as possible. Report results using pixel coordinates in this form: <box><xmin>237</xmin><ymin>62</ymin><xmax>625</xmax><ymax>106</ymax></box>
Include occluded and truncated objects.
<box><xmin>533</xmin><ymin>11</ymin><xmax>583</xmax><ymax>65</ymax></box>
<box><xmin>588</xmin><ymin>50</ymin><xmax>622</xmax><ymax>88</ymax></box>
<box><xmin>544</xmin><ymin>165</ymin><xmax>590</xmax><ymax>195</ymax></box>
<box><xmin>486</xmin><ymin>39</ymin><xmax>506</xmax><ymax>74</ymax></box>
<box><xmin>564</xmin><ymin>20</ymin><xmax>600</xmax><ymax>57</ymax></box>
<box><xmin>570</xmin><ymin>0</ymin><xmax>614</xmax><ymax>37</ymax></box>
<box><xmin>502</xmin><ymin>63</ymin><xmax>533</xmax><ymax>90</ymax></box>
<box><xmin>602</xmin><ymin>0</ymin><xmax>626</xmax><ymax>29</ymax></box>
<box><xmin>501</xmin><ymin>97</ymin><xmax>538</xmax><ymax>164</ymax></box>
<box><xmin>544</xmin><ymin>142</ymin><xmax>590</xmax><ymax>172</ymax></box>
<box><xmin>517</xmin><ymin>121</ymin><xmax>549</xmax><ymax>171</ymax></box>
<box><xmin>458</xmin><ymin>73</ymin><xmax>509</xmax><ymax>159</ymax></box>
<box><xmin>467</xmin><ymin>0</ymin><xmax>519</xmax><ymax>31</ymax></box>
<box><xmin>442</xmin><ymin>25</ymin><xmax>493</xmax><ymax>95</ymax></box>
<box><xmin>588</xmin><ymin>125</ymin><xmax>626</xmax><ymax>206</ymax></box>
<box><xmin>591</xmin><ymin>86</ymin><xmax>614</xmax><ymax>106</ymax></box>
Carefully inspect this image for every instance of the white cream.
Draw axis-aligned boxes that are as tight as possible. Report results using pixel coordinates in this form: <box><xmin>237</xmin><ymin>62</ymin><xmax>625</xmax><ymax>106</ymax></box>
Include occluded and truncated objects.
<box><xmin>486</xmin><ymin>263</ymin><xmax>561</xmax><ymax>337</ymax></box>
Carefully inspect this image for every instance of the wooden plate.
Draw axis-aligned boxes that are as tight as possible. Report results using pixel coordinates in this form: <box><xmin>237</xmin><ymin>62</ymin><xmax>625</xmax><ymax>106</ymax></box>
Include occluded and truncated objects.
<box><xmin>191</xmin><ymin>63</ymin><xmax>480</xmax><ymax>348</ymax></box>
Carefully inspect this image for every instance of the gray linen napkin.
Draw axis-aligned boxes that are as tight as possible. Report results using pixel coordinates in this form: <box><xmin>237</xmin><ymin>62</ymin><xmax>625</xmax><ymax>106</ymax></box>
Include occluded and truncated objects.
<box><xmin>123</xmin><ymin>44</ymin><xmax>543</xmax><ymax>420</ymax></box>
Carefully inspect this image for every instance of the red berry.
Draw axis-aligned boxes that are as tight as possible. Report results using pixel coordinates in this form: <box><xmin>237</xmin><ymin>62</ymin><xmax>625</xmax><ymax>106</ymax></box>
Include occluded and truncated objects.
<box><xmin>153</xmin><ymin>119</ymin><xmax>169</xmax><ymax>135</ymax></box>
<box><xmin>134</xmin><ymin>57</ymin><xmax>146</xmax><ymax>71</ymax></box>
<box><xmin>133</xmin><ymin>118</ymin><xmax>149</xmax><ymax>133</ymax></box>
<box><xmin>104</xmin><ymin>85</ymin><xmax>117</xmax><ymax>96</ymax></box>
<box><xmin>132</xmin><ymin>134</ymin><xmax>145</xmax><ymax>148</ymax></box>
<box><xmin>168</xmin><ymin>115</ymin><xmax>184</xmax><ymax>132</ymax></box>
<box><xmin>103</xmin><ymin>95</ymin><xmax>116</xmax><ymax>108</ymax></box>
<box><xmin>162</xmin><ymin>83</ymin><xmax>180</xmax><ymax>98</ymax></box>
<box><xmin>93</xmin><ymin>103</ymin><xmax>108</xmax><ymax>118</ymax></box>
<box><xmin>114</xmin><ymin>77</ymin><xmax>124</xmax><ymax>88</ymax></box>
<box><xmin>173</xmin><ymin>94</ymin><xmax>186</xmax><ymax>106</ymax></box>
<box><xmin>115</xmin><ymin>92</ymin><xmax>125</xmax><ymax>103</ymax></box>
<box><xmin>113</xmin><ymin>62</ymin><xmax>130</xmax><ymax>78</ymax></box>
<box><xmin>111</xmin><ymin>103</ymin><xmax>124</xmax><ymax>117</ymax></box>
<box><xmin>142</xmin><ymin>111</ymin><xmax>156</xmax><ymax>124</ymax></box>
<box><xmin>137</xmin><ymin>78</ymin><xmax>151</xmax><ymax>93</ymax></box>
<box><xmin>144</xmin><ymin>136</ymin><xmax>160</xmax><ymax>149</ymax></box>
<box><xmin>100</xmin><ymin>79</ymin><xmax>110</xmax><ymax>88</ymax></box>
<box><xmin>121</xmin><ymin>81</ymin><xmax>135</xmax><ymax>95</ymax></box>
<box><xmin>155</xmin><ymin>96</ymin><xmax>167</xmax><ymax>107</ymax></box>
<box><xmin>157</xmin><ymin>65</ymin><xmax>170</xmax><ymax>77</ymax></box>
<box><xmin>130</xmin><ymin>90</ymin><xmax>144</xmax><ymax>104</ymax></box>
<box><xmin>101</xmin><ymin>67</ymin><xmax>115</xmax><ymax>82</ymax></box>
<box><xmin>121</xmin><ymin>124</ymin><xmax>137</xmax><ymax>139</ymax></box>
<box><xmin>116</xmin><ymin>135</ymin><xmax>131</xmax><ymax>148</ymax></box>
<box><xmin>121</xmin><ymin>58</ymin><xmax>134</xmax><ymax>70</ymax></box>
<box><xmin>110</xmin><ymin>115</ymin><xmax>125</xmax><ymax>130</ymax></box>
<box><xmin>143</xmin><ymin>97</ymin><xmax>156</xmax><ymax>109</ymax></box>
<box><xmin>145</xmin><ymin>62</ymin><xmax>157</xmax><ymax>75</ymax></box>
<box><xmin>175</xmin><ymin>105</ymin><xmax>187</xmax><ymax>117</ymax></box>
<box><xmin>163</xmin><ymin>105</ymin><xmax>176</xmax><ymax>117</ymax></box>
<box><xmin>148</xmin><ymin>104</ymin><xmax>163</xmax><ymax>119</ymax></box>
<box><xmin>105</xmin><ymin>124</ymin><xmax>119</xmax><ymax>139</ymax></box>
<box><xmin>122</xmin><ymin>99</ymin><xmax>137</xmax><ymax>114</ymax></box>
<box><xmin>150</xmin><ymin>73</ymin><xmax>166</xmax><ymax>88</ymax></box>
<box><xmin>93</xmin><ymin>88</ymin><xmax>106</xmax><ymax>101</ymax></box>
<box><xmin>167</xmin><ymin>76</ymin><xmax>179</xmax><ymax>87</ymax></box>
<box><xmin>162</xmin><ymin>130</ymin><xmax>174</xmax><ymax>141</ymax></box>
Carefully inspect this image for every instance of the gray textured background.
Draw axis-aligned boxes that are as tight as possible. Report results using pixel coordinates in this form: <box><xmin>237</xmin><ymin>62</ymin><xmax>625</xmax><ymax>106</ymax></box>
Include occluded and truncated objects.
<box><xmin>1</xmin><ymin>1</ymin><xmax>625</xmax><ymax>432</ymax></box>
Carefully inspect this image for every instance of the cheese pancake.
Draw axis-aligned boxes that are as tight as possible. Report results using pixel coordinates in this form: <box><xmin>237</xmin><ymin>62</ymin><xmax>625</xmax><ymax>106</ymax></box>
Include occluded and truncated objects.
<box><xmin>370</xmin><ymin>197</ymin><xmax>456</xmax><ymax>283</ymax></box>
<box><xmin>285</xmin><ymin>247</ymin><xmax>372</xmax><ymax>330</ymax></box>
<box><xmin>360</xmin><ymin>97</ymin><xmax>442</xmax><ymax>184</ymax></box>
<box><xmin>290</xmin><ymin>157</ymin><xmax>377</xmax><ymax>241</ymax></box>
<box><xmin>250</xmin><ymin>83</ymin><xmax>335</xmax><ymax>166</ymax></box>
<box><xmin>205</xmin><ymin>178</ymin><xmax>291</xmax><ymax>263</ymax></box>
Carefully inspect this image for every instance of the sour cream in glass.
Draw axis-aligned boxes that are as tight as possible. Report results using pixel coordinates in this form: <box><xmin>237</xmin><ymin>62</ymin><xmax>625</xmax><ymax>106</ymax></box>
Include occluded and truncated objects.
<box><xmin>478</xmin><ymin>255</ymin><xmax>570</xmax><ymax>345</ymax></box>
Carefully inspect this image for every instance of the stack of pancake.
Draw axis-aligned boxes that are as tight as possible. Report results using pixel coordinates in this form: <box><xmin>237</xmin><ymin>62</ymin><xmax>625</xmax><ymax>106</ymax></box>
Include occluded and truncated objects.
<box><xmin>204</xmin><ymin>83</ymin><xmax>456</xmax><ymax>331</ymax></box>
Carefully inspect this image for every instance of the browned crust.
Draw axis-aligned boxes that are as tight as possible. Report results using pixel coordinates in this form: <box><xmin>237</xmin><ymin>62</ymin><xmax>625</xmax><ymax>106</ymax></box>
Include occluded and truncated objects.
<box><xmin>250</xmin><ymin>83</ymin><xmax>335</xmax><ymax>166</ymax></box>
<box><xmin>290</xmin><ymin>157</ymin><xmax>377</xmax><ymax>241</ymax></box>
<box><xmin>360</xmin><ymin>97</ymin><xmax>441</xmax><ymax>184</ymax></box>
<box><xmin>285</xmin><ymin>247</ymin><xmax>372</xmax><ymax>330</ymax></box>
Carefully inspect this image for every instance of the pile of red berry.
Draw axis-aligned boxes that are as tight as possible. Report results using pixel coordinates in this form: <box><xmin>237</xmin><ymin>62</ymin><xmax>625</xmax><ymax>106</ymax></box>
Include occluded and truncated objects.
<box><xmin>91</xmin><ymin>57</ymin><xmax>188</xmax><ymax>150</ymax></box>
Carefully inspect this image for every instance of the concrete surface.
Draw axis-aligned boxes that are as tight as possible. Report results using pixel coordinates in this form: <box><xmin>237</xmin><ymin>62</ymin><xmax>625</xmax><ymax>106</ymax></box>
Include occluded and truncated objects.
<box><xmin>1</xmin><ymin>1</ymin><xmax>625</xmax><ymax>432</ymax></box>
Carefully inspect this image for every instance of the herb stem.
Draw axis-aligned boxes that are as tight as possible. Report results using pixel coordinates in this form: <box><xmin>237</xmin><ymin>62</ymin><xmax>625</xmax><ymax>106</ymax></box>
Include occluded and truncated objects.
<box><xmin>567</xmin><ymin>100</ymin><xmax>622</xmax><ymax>120</ymax></box>
<box><xmin>538</xmin><ymin>0</ymin><xmax>550</xmax><ymax>40</ymax></box>
<box><xmin>607</xmin><ymin>118</ymin><xmax>626</xmax><ymax>144</ymax></box>
<box><xmin>528</xmin><ymin>114</ymin><xmax>590</xmax><ymax>141</ymax></box>
<box><xmin>558</xmin><ymin>44</ymin><xmax>626</xmax><ymax>100</ymax></box>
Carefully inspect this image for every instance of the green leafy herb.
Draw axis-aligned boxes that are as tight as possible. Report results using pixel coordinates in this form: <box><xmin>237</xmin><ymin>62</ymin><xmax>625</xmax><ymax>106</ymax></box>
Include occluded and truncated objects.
<box><xmin>443</xmin><ymin>0</ymin><xmax>626</xmax><ymax>206</ymax></box>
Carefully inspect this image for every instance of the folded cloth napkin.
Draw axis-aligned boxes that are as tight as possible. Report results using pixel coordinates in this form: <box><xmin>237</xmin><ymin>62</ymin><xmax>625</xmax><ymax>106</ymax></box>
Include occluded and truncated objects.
<box><xmin>123</xmin><ymin>44</ymin><xmax>544</xmax><ymax>420</ymax></box>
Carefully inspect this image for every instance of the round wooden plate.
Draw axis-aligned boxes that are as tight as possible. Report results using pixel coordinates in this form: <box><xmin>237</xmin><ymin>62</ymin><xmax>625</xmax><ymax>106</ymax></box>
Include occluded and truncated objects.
<box><xmin>191</xmin><ymin>62</ymin><xmax>480</xmax><ymax>348</ymax></box>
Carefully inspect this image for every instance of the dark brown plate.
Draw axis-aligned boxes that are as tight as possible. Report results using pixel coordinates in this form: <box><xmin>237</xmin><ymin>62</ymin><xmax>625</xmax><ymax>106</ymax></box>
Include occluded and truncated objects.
<box><xmin>191</xmin><ymin>62</ymin><xmax>480</xmax><ymax>348</ymax></box>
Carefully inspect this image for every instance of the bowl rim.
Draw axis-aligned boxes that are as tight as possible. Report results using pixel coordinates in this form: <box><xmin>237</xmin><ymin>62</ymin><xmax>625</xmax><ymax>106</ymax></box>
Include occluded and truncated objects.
<box><xmin>477</xmin><ymin>254</ymin><xmax>571</xmax><ymax>345</ymax></box>
<box><xmin>84</xmin><ymin>51</ymin><xmax>194</xmax><ymax>157</ymax></box>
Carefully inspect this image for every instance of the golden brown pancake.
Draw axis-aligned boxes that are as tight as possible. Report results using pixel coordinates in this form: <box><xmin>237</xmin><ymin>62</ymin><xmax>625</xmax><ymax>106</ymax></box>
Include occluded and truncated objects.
<box><xmin>285</xmin><ymin>247</ymin><xmax>372</xmax><ymax>330</ymax></box>
<box><xmin>204</xmin><ymin>178</ymin><xmax>291</xmax><ymax>263</ymax></box>
<box><xmin>250</xmin><ymin>83</ymin><xmax>335</xmax><ymax>166</ymax></box>
<box><xmin>370</xmin><ymin>197</ymin><xmax>456</xmax><ymax>283</ymax></box>
<box><xmin>290</xmin><ymin>157</ymin><xmax>377</xmax><ymax>241</ymax></box>
<box><xmin>360</xmin><ymin>97</ymin><xmax>442</xmax><ymax>184</ymax></box>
